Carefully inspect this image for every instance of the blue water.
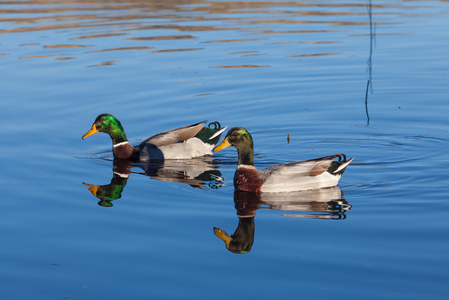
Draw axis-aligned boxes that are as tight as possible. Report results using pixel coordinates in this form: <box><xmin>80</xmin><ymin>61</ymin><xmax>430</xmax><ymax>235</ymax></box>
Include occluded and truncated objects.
<box><xmin>1</xmin><ymin>1</ymin><xmax>449</xmax><ymax>299</ymax></box>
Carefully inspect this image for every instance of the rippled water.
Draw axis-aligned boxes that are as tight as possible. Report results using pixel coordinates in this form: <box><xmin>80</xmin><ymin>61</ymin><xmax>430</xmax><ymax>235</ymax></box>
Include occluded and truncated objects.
<box><xmin>1</xmin><ymin>1</ymin><xmax>449</xmax><ymax>299</ymax></box>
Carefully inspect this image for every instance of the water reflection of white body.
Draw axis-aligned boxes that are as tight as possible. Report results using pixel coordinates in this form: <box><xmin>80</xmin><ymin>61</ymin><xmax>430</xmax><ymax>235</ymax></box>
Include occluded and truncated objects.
<box><xmin>259</xmin><ymin>187</ymin><xmax>350</xmax><ymax>219</ymax></box>
<box><xmin>135</xmin><ymin>158</ymin><xmax>224</xmax><ymax>188</ymax></box>
<box><xmin>82</xmin><ymin>157</ymin><xmax>223</xmax><ymax>206</ymax></box>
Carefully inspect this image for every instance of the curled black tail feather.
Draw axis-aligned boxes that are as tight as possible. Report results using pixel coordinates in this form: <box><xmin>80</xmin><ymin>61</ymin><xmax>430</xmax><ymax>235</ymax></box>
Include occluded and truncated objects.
<box><xmin>208</xmin><ymin>121</ymin><xmax>221</xmax><ymax>130</ymax></box>
<box><xmin>195</xmin><ymin>121</ymin><xmax>223</xmax><ymax>145</ymax></box>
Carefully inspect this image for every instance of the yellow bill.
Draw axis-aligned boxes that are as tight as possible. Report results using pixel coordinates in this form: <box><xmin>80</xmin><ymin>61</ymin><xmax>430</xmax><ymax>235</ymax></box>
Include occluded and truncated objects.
<box><xmin>213</xmin><ymin>137</ymin><xmax>231</xmax><ymax>152</ymax></box>
<box><xmin>214</xmin><ymin>227</ymin><xmax>233</xmax><ymax>249</ymax></box>
<box><xmin>82</xmin><ymin>124</ymin><xmax>99</xmax><ymax>139</ymax></box>
<box><xmin>83</xmin><ymin>182</ymin><xmax>99</xmax><ymax>197</ymax></box>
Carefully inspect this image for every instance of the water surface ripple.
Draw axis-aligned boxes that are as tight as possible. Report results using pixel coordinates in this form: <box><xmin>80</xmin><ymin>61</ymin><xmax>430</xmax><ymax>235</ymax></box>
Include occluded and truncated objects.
<box><xmin>1</xmin><ymin>1</ymin><xmax>449</xmax><ymax>300</ymax></box>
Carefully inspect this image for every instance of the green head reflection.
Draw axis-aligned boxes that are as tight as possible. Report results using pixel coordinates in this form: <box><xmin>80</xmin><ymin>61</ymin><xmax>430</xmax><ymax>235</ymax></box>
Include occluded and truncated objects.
<box><xmin>214</xmin><ymin>217</ymin><xmax>255</xmax><ymax>254</ymax></box>
<box><xmin>83</xmin><ymin>173</ymin><xmax>128</xmax><ymax>207</ymax></box>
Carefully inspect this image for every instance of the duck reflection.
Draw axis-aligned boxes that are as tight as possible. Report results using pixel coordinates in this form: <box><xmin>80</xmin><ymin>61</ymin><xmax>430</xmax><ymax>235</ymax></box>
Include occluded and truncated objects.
<box><xmin>83</xmin><ymin>158</ymin><xmax>223</xmax><ymax>207</ymax></box>
<box><xmin>214</xmin><ymin>188</ymin><xmax>350</xmax><ymax>254</ymax></box>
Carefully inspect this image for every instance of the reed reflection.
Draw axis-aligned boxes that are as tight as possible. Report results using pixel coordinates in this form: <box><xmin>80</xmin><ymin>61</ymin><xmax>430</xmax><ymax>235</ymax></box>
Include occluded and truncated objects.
<box><xmin>83</xmin><ymin>158</ymin><xmax>223</xmax><ymax>207</ymax></box>
<box><xmin>364</xmin><ymin>0</ymin><xmax>375</xmax><ymax>126</ymax></box>
<box><xmin>214</xmin><ymin>188</ymin><xmax>350</xmax><ymax>254</ymax></box>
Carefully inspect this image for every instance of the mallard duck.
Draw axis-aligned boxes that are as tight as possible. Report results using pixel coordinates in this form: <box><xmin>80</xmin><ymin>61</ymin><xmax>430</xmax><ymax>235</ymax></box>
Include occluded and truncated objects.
<box><xmin>82</xmin><ymin>113</ymin><xmax>227</xmax><ymax>162</ymax></box>
<box><xmin>213</xmin><ymin>127</ymin><xmax>353</xmax><ymax>192</ymax></box>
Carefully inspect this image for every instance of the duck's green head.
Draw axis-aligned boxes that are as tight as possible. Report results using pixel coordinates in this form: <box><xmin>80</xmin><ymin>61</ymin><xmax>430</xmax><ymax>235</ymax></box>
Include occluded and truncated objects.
<box><xmin>214</xmin><ymin>127</ymin><xmax>253</xmax><ymax>152</ymax></box>
<box><xmin>82</xmin><ymin>113</ymin><xmax>128</xmax><ymax>144</ymax></box>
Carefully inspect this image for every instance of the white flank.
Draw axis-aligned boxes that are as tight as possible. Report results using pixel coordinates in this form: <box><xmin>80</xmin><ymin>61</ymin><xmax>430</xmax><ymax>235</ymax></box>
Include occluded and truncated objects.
<box><xmin>261</xmin><ymin>171</ymin><xmax>341</xmax><ymax>193</ymax></box>
<box><xmin>139</xmin><ymin>137</ymin><xmax>213</xmax><ymax>161</ymax></box>
<box><xmin>260</xmin><ymin>161</ymin><xmax>343</xmax><ymax>193</ymax></box>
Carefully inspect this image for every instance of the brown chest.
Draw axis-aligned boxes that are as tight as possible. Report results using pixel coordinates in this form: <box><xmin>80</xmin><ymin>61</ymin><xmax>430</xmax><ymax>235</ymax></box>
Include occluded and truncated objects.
<box><xmin>234</xmin><ymin>166</ymin><xmax>265</xmax><ymax>193</ymax></box>
<box><xmin>113</xmin><ymin>143</ymin><xmax>138</xmax><ymax>160</ymax></box>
